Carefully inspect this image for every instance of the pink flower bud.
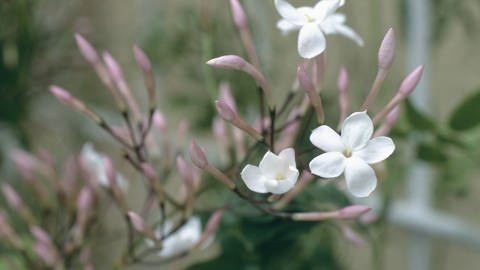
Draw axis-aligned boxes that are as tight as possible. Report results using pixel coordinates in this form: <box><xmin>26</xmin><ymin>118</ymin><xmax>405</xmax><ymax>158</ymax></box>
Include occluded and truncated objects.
<box><xmin>30</xmin><ymin>226</ymin><xmax>54</xmax><ymax>247</ymax></box>
<box><xmin>196</xmin><ymin>209</ymin><xmax>223</xmax><ymax>248</ymax></box>
<box><xmin>213</xmin><ymin>117</ymin><xmax>227</xmax><ymax>142</ymax></box>
<box><xmin>189</xmin><ymin>141</ymin><xmax>209</xmax><ymax>169</ymax></box>
<box><xmin>102</xmin><ymin>52</ymin><xmax>124</xmax><ymax>83</ymax></box>
<box><xmin>11</xmin><ymin>150</ymin><xmax>38</xmax><ymax>180</ymax></box>
<box><xmin>219</xmin><ymin>81</ymin><xmax>237</xmax><ymax>112</ymax></box>
<box><xmin>153</xmin><ymin>109</ymin><xmax>167</xmax><ymax>130</ymax></box>
<box><xmin>76</xmin><ymin>187</ymin><xmax>94</xmax><ymax>227</ymax></box>
<box><xmin>141</xmin><ymin>163</ymin><xmax>158</xmax><ymax>181</ymax></box>
<box><xmin>297</xmin><ymin>65</ymin><xmax>315</xmax><ymax>94</ymax></box>
<box><xmin>292</xmin><ymin>211</ymin><xmax>340</xmax><ymax>221</ymax></box>
<box><xmin>49</xmin><ymin>85</ymin><xmax>73</xmax><ymax>104</ymax></box>
<box><xmin>340</xmin><ymin>224</ymin><xmax>365</xmax><ymax>247</ymax></box>
<box><xmin>49</xmin><ymin>85</ymin><xmax>101</xmax><ymax>123</ymax></box>
<box><xmin>378</xmin><ymin>28</ymin><xmax>396</xmax><ymax>70</ymax></box>
<box><xmin>133</xmin><ymin>45</ymin><xmax>152</xmax><ymax>73</ymax></box>
<box><xmin>103</xmin><ymin>157</ymin><xmax>118</xmax><ymax>188</ymax></box>
<box><xmin>75</xmin><ymin>34</ymin><xmax>99</xmax><ymax>64</ymax></box>
<box><xmin>215</xmin><ymin>100</ymin><xmax>237</xmax><ymax>122</ymax></box>
<box><xmin>385</xmin><ymin>105</ymin><xmax>400</xmax><ymax>125</ymax></box>
<box><xmin>176</xmin><ymin>155</ymin><xmax>193</xmax><ymax>187</ymax></box>
<box><xmin>1</xmin><ymin>183</ymin><xmax>22</xmax><ymax>210</ymax></box>
<box><xmin>127</xmin><ymin>211</ymin><xmax>147</xmax><ymax>232</ymax></box>
<box><xmin>207</xmin><ymin>55</ymin><xmax>246</xmax><ymax>70</ymax></box>
<box><xmin>230</xmin><ymin>0</ymin><xmax>247</xmax><ymax>29</ymax></box>
<box><xmin>398</xmin><ymin>65</ymin><xmax>424</xmax><ymax>96</ymax></box>
<box><xmin>337</xmin><ymin>66</ymin><xmax>349</xmax><ymax>93</ymax></box>
<box><xmin>338</xmin><ymin>205</ymin><xmax>371</xmax><ymax>219</ymax></box>
<box><xmin>34</xmin><ymin>242</ymin><xmax>59</xmax><ymax>267</ymax></box>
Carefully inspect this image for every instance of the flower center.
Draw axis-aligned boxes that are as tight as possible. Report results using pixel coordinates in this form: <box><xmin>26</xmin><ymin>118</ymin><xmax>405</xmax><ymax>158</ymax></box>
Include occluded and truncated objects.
<box><xmin>304</xmin><ymin>13</ymin><xmax>315</xmax><ymax>23</ymax></box>
<box><xmin>343</xmin><ymin>148</ymin><xmax>353</xmax><ymax>158</ymax></box>
<box><xmin>275</xmin><ymin>173</ymin><xmax>286</xmax><ymax>181</ymax></box>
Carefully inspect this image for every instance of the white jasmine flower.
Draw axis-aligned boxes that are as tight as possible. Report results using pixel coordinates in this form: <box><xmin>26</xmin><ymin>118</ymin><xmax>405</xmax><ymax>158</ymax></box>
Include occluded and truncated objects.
<box><xmin>274</xmin><ymin>0</ymin><xmax>363</xmax><ymax>59</ymax></box>
<box><xmin>80</xmin><ymin>143</ymin><xmax>128</xmax><ymax>189</ymax></box>
<box><xmin>309</xmin><ymin>111</ymin><xmax>395</xmax><ymax>197</ymax></box>
<box><xmin>241</xmin><ymin>148</ymin><xmax>299</xmax><ymax>194</ymax></box>
<box><xmin>150</xmin><ymin>217</ymin><xmax>205</xmax><ymax>257</ymax></box>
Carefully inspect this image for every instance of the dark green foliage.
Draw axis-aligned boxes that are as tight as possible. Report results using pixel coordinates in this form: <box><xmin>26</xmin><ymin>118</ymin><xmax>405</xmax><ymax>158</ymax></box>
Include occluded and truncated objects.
<box><xmin>449</xmin><ymin>88</ymin><xmax>480</xmax><ymax>131</ymax></box>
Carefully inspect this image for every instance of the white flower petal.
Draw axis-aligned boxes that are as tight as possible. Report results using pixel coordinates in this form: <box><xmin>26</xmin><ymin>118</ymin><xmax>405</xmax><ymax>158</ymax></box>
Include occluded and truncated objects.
<box><xmin>276</xmin><ymin>19</ymin><xmax>301</xmax><ymax>34</ymax></box>
<box><xmin>158</xmin><ymin>217</ymin><xmax>202</xmax><ymax>257</ymax></box>
<box><xmin>314</xmin><ymin>0</ymin><xmax>341</xmax><ymax>21</ymax></box>
<box><xmin>298</xmin><ymin>23</ymin><xmax>326</xmax><ymax>59</ymax></box>
<box><xmin>274</xmin><ymin>0</ymin><xmax>306</xmax><ymax>25</ymax></box>
<box><xmin>241</xmin><ymin>165</ymin><xmax>268</xmax><ymax>193</ymax></box>
<box><xmin>259</xmin><ymin>151</ymin><xmax>287</xmax><ymax>174</ymax></box>
<box><xmin>341</xmin><ymin>111</ymin><xmax>373</xmax><ymax>149</ymax></box>
<box><xmin>355</xmin><ymin>136</ymin><xmax>395</xmax><ymax>164</ymax></box>
<box><xmin>310</xmin><ymin>125</ymin><xmax>344</xmax><ymax>152</ymax></box>
<box><xmin>319</xmin><ymin>13</ymin><xmax>346</xmax><ymax>33</ymax></box>
<box><xmin>331</xmin><ymin>24</ymin><xmax>364</xmax><ymax>46</ymax></box>
<box><xmin>265</xmin><ymin>168</ymin><xmax>299</xmax><ymax>194</ymax></box>
<box><xmin>309</xmin><ymin>152</ymin><xmax>346</xmax><ymax>178</ymax></box>
<box><xmin>278</xmin><ymin>148</ymin><xmax>296</xmax><ymax>167</ymax></box>
<box><xmin>344</xmin><ymin>156</ymin><xmax>377</xmax><ymax>197</ymax></box>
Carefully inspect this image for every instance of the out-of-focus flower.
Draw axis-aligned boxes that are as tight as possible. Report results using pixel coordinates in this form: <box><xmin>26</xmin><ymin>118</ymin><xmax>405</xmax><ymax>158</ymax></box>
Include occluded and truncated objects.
<box><xmin>241</xmin><ymin>148</ymin><xmax>299</xmax><ymax>194</ymax></box>
<box><xmin>80</xmin><ymin>143</ymin><xmax>128</xmax><ymax>189</ymax></box>
<box><xmin>150</xmin><ymin>217</ymin><xmax>204</xmax><ymax>257</ymax></box>
<box><xmin>274</xmin><ymin>0</ymin><xmax>363</xmax><ymax>58</ymax></box>
<box><xmin>309</xmin><ymin>111</ymin><xmax>394</xmax><ymax>197</ymax></box>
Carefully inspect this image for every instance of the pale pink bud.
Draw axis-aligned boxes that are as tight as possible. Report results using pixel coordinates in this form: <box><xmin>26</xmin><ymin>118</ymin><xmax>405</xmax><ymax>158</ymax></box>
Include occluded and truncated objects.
<box><xmin>196</xmin><ymin>209</ymin><xmax>223</xmax><ymax>248</ymax></box>
<box><xmin>385</xmin><ymin>106</ymin><xmax>400</xmax><ymax>125</ymax></box>
<box><xmin>141</xmin><ymin>163</ymin><xmax>158</xmax><ymax>181</ymax></box>
<box><xmin>103</xmin><ymin>157</ymin><xmax>118</xmax><ymax>188</ymax></box>
<box><xmin>207</xmin><ymin>55</ymin><xmax>246</xmax><ymax>70</ymax></box>
<box><xmin>75</xmin><ymin>34</ymin><xmax>99</xmax><ymax>64</ymax></box>
<box><xmin>215</xmin><ymin>100</ymin><xmax>237</xmax><ymax>121</ymax></box>
<box><xmin>31</xmin><ymin>226</ymin><xmax>54</xmax><ymax>247</ymax></box>
<box><xmin>77</xmin><ymin>187</ymin><xmax>94</xmax><ymax>227</ymax></box>
<box><xmin>219</xmin><ymin>81</ymin><xmax>237</xmax><ymax>112</ymax></box>
<box><xmin>49</xmin><ymin>85</ymin><xmax>74</xmax><ymax>105</ymax></box>
<box><xmin>133</xmin><ymin>45</ymin><xmax>152</xmax><ymax>73</ymax></box>
<box><xmin>127</xmin><ymin>211</ymin><xmax>147</xmax><ymax>233</ymax></box>
<box><xmin>213</xmin><ymin>117</ymin><xmax>227</xmax><ymax>141</ymax></box>
<box><xmin>153</xmin><ymin>110</ymin><xmax>167</xmax><ymax>130</ymax></box>
<box><xmin>49</xmin><ymin>85</ymin><xmax>101</xmax><ymax>123</ymax></box>
<box><xmin>338</xmin><ymin>205</ymin><xmax>371</xmax><ymax>219</ymax></box>
<box><xmin>176</xmin><ymin>155</ymin><xmax>194</xmax><ymax>186</ymax></box>
<box><xmin>378</xmin><ymin>28</ymin><xmax>396</xmax><ymax>70</ymax></box>
<box><xmin>292</xmin><ymin>211</ymin><xmax>340</xmax><ymax>221</ymax></box>
<box><xmin>398</xmin><ymin>65</ymin><xmax>424</xmax><ymax>96</ymax></box>
<box><xmin>341</xmin><ymin>224</ymin><xmax>365</xmax><ymax>247</ymax></box>
<box><xmin>102</xmin><ymin>52</ymin><xmax>124</xmax><ymax>83</ymax></box>
<box><xmin>11</xmin><ymin>150</ymin><xmax>38</xmax><ymax>180</ymax></box>
<box><xmin>1</xmin><ymin>183</ymin><xmax>22</xmax><ymax>210</ymax></box>
<box><xmin>34</xmin><ymin>242</ymin><xmax>58</xmax><ymax>267</ymax></box>
<box><xmin>230</xmin><ymin>0</ymin><xmax>247</xmax><ymax>29</ymax></box>
<box><xmin>189</xmin><ymin>141</ymin><xmax>209</xmax><ymax>169</ymax></box>
<box><xmin>297</xmin><ymin>64</ymin><xmax>316</xmax><ymax>94</ymax></box>
<box><xmin>337</xmin><ymin>66</ymin><xmax>349</xmax><ymax>93</ymax></box>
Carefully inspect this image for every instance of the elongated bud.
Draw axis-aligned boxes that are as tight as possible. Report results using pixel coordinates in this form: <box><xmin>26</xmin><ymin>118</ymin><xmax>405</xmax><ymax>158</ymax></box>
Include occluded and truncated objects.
<box><xmin>398</xmin><ymin>65</ymin><xmax>424</xmax><ymax>96</ymax></box>
<box><xmin>337</xmin><ymin>66</ymin><xmax>349</xmax><ymax>93</ymax></box>
<box><xmin>292</xmin><ymin>210</ymin><xmax>340</xmax><ymax>221</ymax></box>
<box><xmin>31</xmin><ymin>226</ymin><xmax>59</xmax><ymax>267</ymax></box>
<box><xmin>77</xmin><ymin>187</ymin><xmax>94</xmax><ymax>228</ymax></box>
<box><xmin>127</xmin><ymin>212</ymin><xmax>147</xmax><ymax>233</ymax></box>
<box><xmin>230</xmin><ymin>0</ymin><xmax>247</xmax><ymax>29</ymax></box>
<box><xmin>338</xmin><ymin>205</ymin><xmax>371</xmax><ymax>219</ymax></box>
<box><xmin>378</xmin><ymin>28</ymin><xmax>396</xmax><ymax>70</ymax></box>
<box><xmin>31</xmin><ymin>226</ymin><xmax>53</xmax><ymax>246</ymax></box>
<box><xmin>207</xmin><ymin>55</ymin><xmax>246</xmax><ymax>70</ymax></box>
<box><xmin>219</xmin><ymin>81</ymin><xmax>237</xmax><ymax>112</ymax></box>
<box><xmin>1</xmin><ymin>183</ymin><xmax>22</xmax><ymax>210</ymax></box>
<box><xmin>196</xmin><ymin>209</ymin><xmax>223</xmax><ymax>248</ymax></box>
<box><xmin>133</xmin><ymin>45</ymin><xmax>156</xmax><ymax>108</ymax></box>
<box><xmin>11</xmin><ymin>150</ymin><xmax>38</xmax><ymax>180</ymax></box>
<box><xmin>372</xmin><ymin>65</ymin><xmax>424</xmax><ymax>124</ymax></box>
<box><xmin>215</xmin><ymin>100</ymin><xmax>237</xmax><ymax>121</ymax></box>
<box><xmin>189</xmin><ymin>141</ymin><xmax>208</xmax><ymax>169</ymax></box>
<box><xmin>49</xmin><ymin>86</ymin><xmax>101</xmax><ymax>123</ymax></box>
<box><xmin>297</xmin><ymin>65</ymin><xmax>325</xmax><ymax>124</ymax></box>
<box><xmin>207</xmin><ymin>55</ymin><xmax>273</xmax><ymax>107</ymax></box>
<box><xmin>104</xmin><ymin>158</ymin><xmax>128</xmax><ymax>212</ymax></box>
<box><xmin>102</xmin><ymin>52</ymin><xmax>124</xmax><ymax>83</ymax></box>
<box><xmin>153</xmin><ymin>109</ymin><xmax>167</xmax><ymax>130</ymax></box>
<box><xmin>374</xmin><ymin>106</ymin><xmax>400</xmax><ymax>137</ymax></box>
<box><xmin>176</xmin><ymin>156</ymin><xmax>193</xmax><ymax>186</ymax></box>
<box><xmin>75</xmin><ymin>34</ymin><xmax>99</xmax><ymax>64</ymax></box>
<box><xmin>340</xmin><ymin>224</ymin><xmax>365</xmax><ymax>246</ymax></box>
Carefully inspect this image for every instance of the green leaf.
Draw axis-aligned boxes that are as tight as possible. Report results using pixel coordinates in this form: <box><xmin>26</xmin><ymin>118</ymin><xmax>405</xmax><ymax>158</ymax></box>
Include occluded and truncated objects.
<box><xmin>417</xmin><ymin>143</ymin><xmax>447</xmax><ymax>163</ymax></box>
<box><xmin>405</xmin><ymin>99</ymin><xmax>436</xmax><ymax>131</ymax></box>
<box><xmin>449</xmin><ymin>89</ymin><xmax>480</xmax><ymax>131</ymax></box>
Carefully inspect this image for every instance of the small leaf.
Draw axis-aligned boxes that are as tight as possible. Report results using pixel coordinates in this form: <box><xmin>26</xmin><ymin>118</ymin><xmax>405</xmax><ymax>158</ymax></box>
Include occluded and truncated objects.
<box><xmin>449</xmin><ymin>89</ymin><xmax>480</xmax><ymax>131</ymax></box>
<box><xmin>405</xmin><ymin>99</ymin><xmax>436</xmax><ymax>131</ymax></box>
<box><xmin>417</xmin><ymin>143</ymin><xmax>447</xmax><ymax>163</ymax></box>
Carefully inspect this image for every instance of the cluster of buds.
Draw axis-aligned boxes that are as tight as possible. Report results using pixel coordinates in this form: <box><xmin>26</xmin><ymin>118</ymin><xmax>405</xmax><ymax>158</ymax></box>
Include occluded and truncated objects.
<box><xmin>1</xmin><ymin>0</ymin><xmax>425</xmax><ymax>268</ymax></box>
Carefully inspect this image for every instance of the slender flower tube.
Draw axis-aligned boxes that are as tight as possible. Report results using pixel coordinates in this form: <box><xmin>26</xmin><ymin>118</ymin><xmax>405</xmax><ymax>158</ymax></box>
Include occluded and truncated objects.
<box><xmin>241</xmin><ymin>148</ymin><xmax>299</xmax><ymax>194</ymax></box>
<box><xmin>297</xmin><ymin>64</ymin><xmax>325</xmax><ymax>123</ymax></box>
<box><xmin>133</xmin><ymin>45</ymin><xmax>156</xmax><ymax>110</ymax></box>
<box><xmin>275</xmin><ymin>0</ymin><xmax>363</xmax><ymax>58</ymax></box>
<box><xmin>337</xmin><ymin>66</ymin><xmax>349</xmax><ymax>126</ymax></box>
<box><xmin>309</xmin><ymin>111</ymin><xmax>395</xmax><ymax>197</ymax></box>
